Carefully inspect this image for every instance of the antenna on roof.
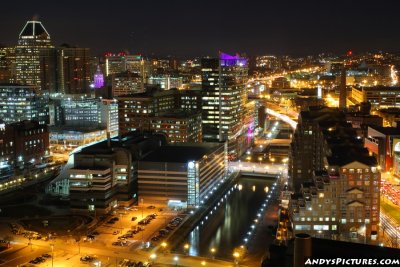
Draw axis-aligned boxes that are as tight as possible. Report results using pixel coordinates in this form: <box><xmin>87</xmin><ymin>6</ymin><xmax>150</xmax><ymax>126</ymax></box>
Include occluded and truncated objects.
<box><xmin>32</xmin><ymin>14</ymin><xmax>40</xmax><ymax>21</ymax></box>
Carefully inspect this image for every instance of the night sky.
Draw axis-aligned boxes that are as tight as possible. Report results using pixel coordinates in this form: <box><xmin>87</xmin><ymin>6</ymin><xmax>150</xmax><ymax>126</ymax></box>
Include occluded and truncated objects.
<box><xmin>1</xmin><ymin>0</ymin><xmax>399</xmax><ymax>57</ymax></box>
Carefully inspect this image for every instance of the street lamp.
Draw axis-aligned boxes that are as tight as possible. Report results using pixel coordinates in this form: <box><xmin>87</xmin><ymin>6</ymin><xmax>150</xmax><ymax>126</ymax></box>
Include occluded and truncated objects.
<box><xmin>233</xmin><ymin>251</ymin><xmax>240</xmax><ymax>265</ymax></box>
<box><xmin>258</xmin><ymin>157</ymin><xmax>262</xmax><ymax>165</ymax></box>
<box><xmin>149</xmin><ymin>253</ymin><xmax>157</xmax><ymax>264</ymax></box>
<box><xmin>173</xmin><ymin>256</ymin><xmax>179</xmax><ymax>267</ymax></box>
<box><xmin>210</xmin><ymin>247</ymin><xmax>216</xmax><ymax>259</ymax></box>
<box><xmin>161</xmin><ymin>242</ymin><xmax>167</xmax><ymax>254</ymax></box>
<box><xmin>201</xmin><ymin>261</ymin><xmax>206</xmax><ymax>266</ymax></box>
<box><xmin>183</xmin><ymin>243</ymin><xmax>190</xmax><ymax>255</ymax></box>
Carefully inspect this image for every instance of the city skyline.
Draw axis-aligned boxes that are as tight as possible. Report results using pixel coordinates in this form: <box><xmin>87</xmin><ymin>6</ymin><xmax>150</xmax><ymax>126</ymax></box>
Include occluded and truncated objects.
<box><xmin>1</xmin><ymin>0</ymin><xmax>399</xmax><ymax>57</ymax></box>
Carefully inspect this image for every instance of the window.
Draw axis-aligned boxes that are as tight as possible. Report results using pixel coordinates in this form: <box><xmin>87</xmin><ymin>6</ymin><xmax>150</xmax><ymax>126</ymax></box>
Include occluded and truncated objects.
<box><xmin>332</xmin><ymin>225</ymin><xmax>337</xmax><ymax>230</ymax></box>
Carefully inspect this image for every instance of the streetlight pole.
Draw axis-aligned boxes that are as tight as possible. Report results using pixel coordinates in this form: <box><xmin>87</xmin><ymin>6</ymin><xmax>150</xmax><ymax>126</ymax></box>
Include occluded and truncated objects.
<box><xmin>51</xmin><ymin>244</ymin><xmax>54</xmax><ymax>267</ymax></box>
<box><xmin>141</xmin><ymin>198</ymin><xmax>144</xmax><ymax>219</ymax></box>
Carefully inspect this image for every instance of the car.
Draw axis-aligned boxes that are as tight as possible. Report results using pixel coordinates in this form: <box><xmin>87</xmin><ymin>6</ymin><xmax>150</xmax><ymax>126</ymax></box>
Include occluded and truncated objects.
<box><xmin>159</xmin><ymin>229</ymin><xmax>169</xmax><ymax>235</ymax></box>
<box><xmin>151</xmin><ymin>236</ymin><xmax>159</xmax><ymax>242</ymax></box>
<box><xmin>91</xmin><ymin>231</ymin><xmax>100</xmax><ymax>235</ymax></box>
<box><xmin>107</xmin><ymin>220</ymin><xmax>115</xmax><ymax>224</ymax></box>
<box><xmin>113</xmin><ymin>230</ymin><xmax>119</xmax><ymax>235</ymax></box>
<box><xmin>112</xmin><ymin>217</ymin><xmax>119</xmax><ymax>221</ymax></box>
<box><xmin>147</xmin><ymin>205</ymin><xmax>156</xmax><ymax>209</ymax></box>
<box><xmin>165</xmin><ymin>226</ymin><xmax>174</xmax><ymax>231</ymax></box>
<box><xmin>131</xmin><ymin>216</ymin><xmax>137</xmax><ymax>221</ymax></box>
<box><xmin>42</xmin><ymin>253</ymin><xmax>51</xmax><ymax>258</ymax></box>
<box><xmin>80</xmin><ymin>255</ymin><xmax>95</xmax><ymax>262</ymax></box>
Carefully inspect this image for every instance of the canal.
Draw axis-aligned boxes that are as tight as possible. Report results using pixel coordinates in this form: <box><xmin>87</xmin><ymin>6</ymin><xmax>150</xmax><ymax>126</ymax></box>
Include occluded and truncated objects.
<box><xmin>183</xmin><ymin>176</ymin><xmax>277</xmax><ymax>260</ymax></box>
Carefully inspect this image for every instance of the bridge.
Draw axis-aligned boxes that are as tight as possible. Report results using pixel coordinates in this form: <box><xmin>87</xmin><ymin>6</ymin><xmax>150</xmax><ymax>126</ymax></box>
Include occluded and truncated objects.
<box><xmin>229</xmin><ymin>162</ymin><xmax>287</xmax><ymax>176</ymax></box>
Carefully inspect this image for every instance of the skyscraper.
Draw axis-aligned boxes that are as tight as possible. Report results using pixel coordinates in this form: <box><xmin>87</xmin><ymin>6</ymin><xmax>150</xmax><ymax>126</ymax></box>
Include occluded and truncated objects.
<box><xmin>15</xmin><ymin>20</ymin><xmax>55</xmax><ymax>90</ymax></box>
<box><xmin>201</xmin><ymin>52</ymin><xmax>249</xmax><ymax>159</ymax></box>
<box><xmin>57</xmin><ymin>45</ymin><xmax>91</xmax><ymax>94</ymax></box>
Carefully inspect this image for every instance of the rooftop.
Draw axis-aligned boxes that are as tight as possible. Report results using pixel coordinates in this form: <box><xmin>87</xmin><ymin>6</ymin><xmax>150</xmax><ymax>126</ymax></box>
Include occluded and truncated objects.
<box><xmin>369</xmin><ymin>125</ymin><xmax>400</xmax><ymax>136</ymax></box>
<box><xmin>19</xmin><ymin>20</ymin><xmax>50</xmax><ymax>39</ymax></box>
<box><xmin>140</xmin><ymin>143</ymin><xmax>223</xmax><ymax>163</ymax></box>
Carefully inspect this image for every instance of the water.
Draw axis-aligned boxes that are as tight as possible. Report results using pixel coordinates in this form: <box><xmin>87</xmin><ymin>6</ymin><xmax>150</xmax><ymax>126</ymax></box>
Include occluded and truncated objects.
<box><xmin>184</xmin><ymin>176</ymin><xmax>275</xmax><ymax>260</ymax></box>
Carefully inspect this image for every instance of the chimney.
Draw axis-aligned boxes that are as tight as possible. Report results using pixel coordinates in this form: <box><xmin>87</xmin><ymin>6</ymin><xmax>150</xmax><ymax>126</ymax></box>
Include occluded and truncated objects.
<box><xmin>339</xmin><ymin>65</ymin><xmax>347</xmax><ymax>110</ymax></box>
<box><xmin>294</xmin><ymin>233</ymin><xmax>312</xmax><ymax>267</ymax></box>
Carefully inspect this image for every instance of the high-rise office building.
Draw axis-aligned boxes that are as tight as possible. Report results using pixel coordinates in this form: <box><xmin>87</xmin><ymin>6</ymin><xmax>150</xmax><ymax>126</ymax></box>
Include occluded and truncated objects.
<box><xmin>0</xmin><ymin>46</ymin><xmax>15</xmax><ymax>83</ymax></box>
<box><xmin>15</xmin><ymin>20</ymin><xmax>55</xmax><ymax>91</ymax></box>
<box><xmin>111</xmin><ymin>71</ymin><xmax>143</xmax><ymax>97</ymax></box>
<box><xmin>201</xmin><ymin>53</ymin><xmax>249</xmax><ymax>159</ymax></box>
<box><xmin>105</xmin><ymin>53</ymin><xmax>145</xmax><ymax>78</ymax></box>
<box><xmin>57</xmin><ymin>45</ymin><xmax>91</xmax><ymax>94</ymax></box>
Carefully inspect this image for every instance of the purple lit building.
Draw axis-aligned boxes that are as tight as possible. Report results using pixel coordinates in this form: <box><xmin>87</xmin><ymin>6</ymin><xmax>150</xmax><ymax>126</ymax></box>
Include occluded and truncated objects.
<box><xmin>94</xmin><ymin>65</ymin><xmax>104</xmax><ymax>89</ymax></box>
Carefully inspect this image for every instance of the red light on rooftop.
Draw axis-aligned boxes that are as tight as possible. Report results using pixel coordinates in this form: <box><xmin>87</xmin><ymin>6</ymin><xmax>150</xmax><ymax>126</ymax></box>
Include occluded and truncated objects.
<box><xmin>347</xmin><ymin>50</ymin><xmax>353</xmax><ymax>56</ymax></box>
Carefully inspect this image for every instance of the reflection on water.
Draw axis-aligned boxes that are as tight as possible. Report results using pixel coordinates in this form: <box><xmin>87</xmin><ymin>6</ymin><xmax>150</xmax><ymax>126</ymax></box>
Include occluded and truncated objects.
<box><xmin>185</xmin><ymin>177</ymin><xmax>273</xmax><ymax>260</ymax></box>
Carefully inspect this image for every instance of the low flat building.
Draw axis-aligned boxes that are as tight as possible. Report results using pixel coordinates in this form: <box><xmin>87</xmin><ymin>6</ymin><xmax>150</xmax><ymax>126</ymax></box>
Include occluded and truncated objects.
<box><xmin>68</xmin><ymin>131</ymin><xmax>167</xmax><ymax>214</ymax></box>
<box><xmin>49</xmin><ymin>127</ymin><xmax>107</xmax><ymax>152</ymax></box>
<box><xmin>138</xmin><ymin>142</ymin><xmax>227</xmax><ymax>208</ymax></box>
<box><xmin>351</xmin><ymin>86</ymin><xmax>400</xmax><ymax>108</ymax></box>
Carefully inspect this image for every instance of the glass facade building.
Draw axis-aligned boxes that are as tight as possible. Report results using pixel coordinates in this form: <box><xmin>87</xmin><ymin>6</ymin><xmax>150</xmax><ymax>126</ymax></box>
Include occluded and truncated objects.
<box><xmin>0</xmin><ymin>84</ymin><xmax>49</xmax><ymax>125</ymax></box>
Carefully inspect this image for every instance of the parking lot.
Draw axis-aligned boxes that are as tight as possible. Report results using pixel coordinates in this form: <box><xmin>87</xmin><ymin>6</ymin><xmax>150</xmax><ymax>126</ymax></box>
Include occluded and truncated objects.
<box><xmin>83</xmin><ymin>205</ymin><xmax>187</xmax><ymax>251</ymax></box>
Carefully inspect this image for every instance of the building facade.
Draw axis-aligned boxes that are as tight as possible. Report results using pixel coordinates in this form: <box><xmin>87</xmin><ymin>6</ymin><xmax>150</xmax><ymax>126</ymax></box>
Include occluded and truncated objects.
<box><xmin>351</xmin><ymin>86</ymin><xmax>400</xmax><ymax>109</ymax></box>
<box><xmin>15</xmin><ymin>20</ymin><xmax>55</xmax><ymax>91</ymax></box>
<box><xmin>289</xmin><ymin>106</ymin><xmax>380</xmax><ymax>243</ymax></box>
<box><xmin>54</xmin><ymin>96</ymin><xmax>118</xmax><ymax>137</ymax></box>
<box><xmin>68</xmin><ymin>132</ymin><xmax>167</xmax><ymax>214</ymax></box>
<box><xmin>201</xmin><ymin>53</ymin><xmax>249</xmax><ymax>159</ymax></box>
<box><xmin>57</xmin><ymin>46</ymin><xmax>91</xmax><ymax>94</ymax></box>
<box><xmin>0</xmin><ymin>120</ymin><xmax>49</xmax><ymax>168</ymax></box>
<box><xmin>149</xmin><ymin>111</ymin><xmax>202</xmax><ymax>143</ymax></box>
<box><xmin>0</xmin><ymin>83</ymin><xmax>49</xmax><ymax>125</ymax></box>
<box><xmin>138</xmin><ymin>142</ymin><xmax>227</xmax><ymax>207</ymax></box>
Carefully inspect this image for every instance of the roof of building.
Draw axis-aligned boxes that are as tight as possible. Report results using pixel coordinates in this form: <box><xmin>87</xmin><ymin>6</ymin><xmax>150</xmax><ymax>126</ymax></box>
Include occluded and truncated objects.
<box><xmin>368</xmin><ymin>125</ymin><xmax>400</xmax><ymax>136</ymax></box>
<box><xmin>355</xmin><ymin>85</ymin><xmax>400</xmax><ymax>92</ymax></box>
<box><xmin>78</xmin><ymin>131</ymin><xmax>167</xmax><ymax>155</ymax></box>
<box><xmin>140</xmin><ymin>143</ymin><xmax>223</xmax><ymax>163</ymax></box>
<box><xmin>19</xmin><ymin>21</ymin><xmax>50</xmax><ymax>38</ymax></box>
<box><xmin>50</xmin><ymin>126</ymin><xmax>106</xmax><ymax>134</ymax></box>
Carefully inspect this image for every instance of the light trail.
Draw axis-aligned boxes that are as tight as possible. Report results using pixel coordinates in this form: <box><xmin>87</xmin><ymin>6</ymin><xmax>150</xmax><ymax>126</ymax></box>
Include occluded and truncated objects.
<box><xmin>265</xmin><ymin>108</ymin><xmax>297</xmax><ymax>129</ymax></box>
